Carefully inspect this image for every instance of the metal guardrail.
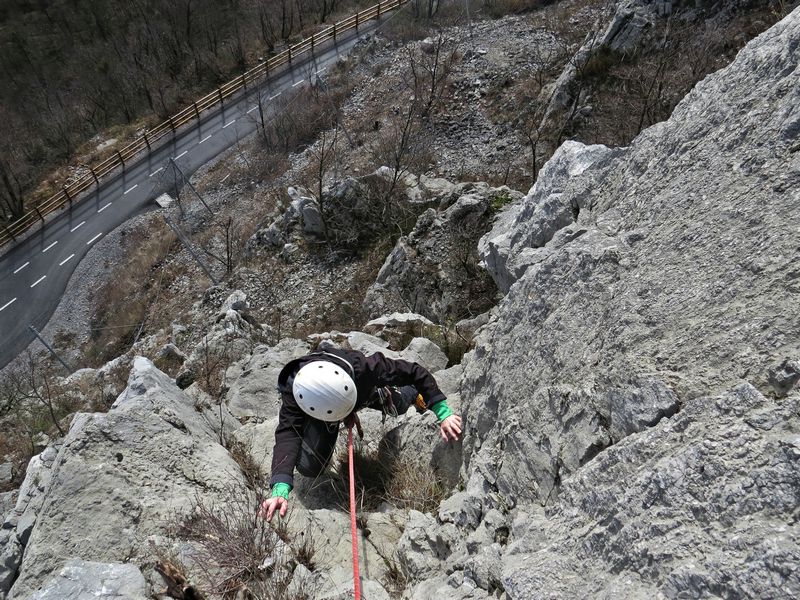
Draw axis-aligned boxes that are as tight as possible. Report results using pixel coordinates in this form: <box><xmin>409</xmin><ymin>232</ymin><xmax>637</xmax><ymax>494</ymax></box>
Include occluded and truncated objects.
<box><xmin>0</xmin><ymin>0</ymin><xmax>407</xmax><ymax>249</ymax></box>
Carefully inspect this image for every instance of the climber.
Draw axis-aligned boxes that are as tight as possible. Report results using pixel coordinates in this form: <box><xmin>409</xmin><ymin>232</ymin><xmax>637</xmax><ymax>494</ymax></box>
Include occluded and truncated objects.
<box><xmin>259</xmin><ymin>347</ymin><xmax>462</xmax><ymax>521</ymax></box>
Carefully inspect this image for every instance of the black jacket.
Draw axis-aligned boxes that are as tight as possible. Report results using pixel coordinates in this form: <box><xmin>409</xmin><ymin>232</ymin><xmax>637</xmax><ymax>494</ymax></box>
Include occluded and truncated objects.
<box><xmin>269</xmin><ymin>347</ymin><xmax>447</xmax><ymax>488</ymax></box>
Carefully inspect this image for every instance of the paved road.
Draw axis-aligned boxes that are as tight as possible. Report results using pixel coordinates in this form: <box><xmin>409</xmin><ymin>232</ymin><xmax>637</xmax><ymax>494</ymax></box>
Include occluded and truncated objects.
<box><xmin>0</xmin><ymin>20</ymin><xmax>385</xmax><ymax>370</ymax></box>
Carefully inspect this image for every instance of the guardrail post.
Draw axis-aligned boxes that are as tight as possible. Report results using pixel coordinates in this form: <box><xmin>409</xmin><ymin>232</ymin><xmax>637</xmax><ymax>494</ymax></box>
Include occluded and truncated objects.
<box><xmin>169</xmin><ymin>116</ymin><xmax>176</xmax><ymax>131</ymax></box>
<box><xmin>63</xmin><ymin>186</ymin><xmax>72</xmax><ymax>204</ymax></box>
<box><xmin>3</xmin><ymin>224</ymin><xmax>15</xmax><ymax>241</ymax></box>
<box><xmin>218</xmin><ymin>88</ymin><xmax>224</xmax><ymax>104</ymax></box>
<box><xmin>143</xmin><ymin>132</ymin><xmax>151</xmax><ymax>151</ymax></box>
<box><xmin>356</xmin><ymin>12</ymin><xmax>359</xmax><ymax>28</ymax></box>
<box><xmin>116</xmin><ymin>150</ymin><xmax>125</xmax><ymax>168</ymax></box>
<box><xmin>311</xmin><ymin>35</ymin><xmax>315</xmax><ymax>52</ymax></box>
<box><xmin>333</xmin><ymin>23</ymin><xmax>337</xmax><ymax>39</ymax></box>
<box><xmin>90</xmin><ymin>168</ymin><xmax>99</xmax><ymax>185</ymax></box>
<box><xmin>193</xmin><ymin>102</ymin><xmax>201</xmax><ymax>119</ymax></box>
<box><xmin>35</xmin><ymin>207</ymin><xmax>44</xmax><ymax>223</ymax></box>
<box><xmin>377</xmin><ymin>3</ymin><xmax>381</xmax><ymax>17</ymax></box>
<box><xmin>288</xmin><ymin>47</ymin><xmax>292</xmax><ymax>63</ymax></box>
<box><xmin>241</xmin><ymin>73</ymin><xmax>247</xmax><ymax>90</ymax></box>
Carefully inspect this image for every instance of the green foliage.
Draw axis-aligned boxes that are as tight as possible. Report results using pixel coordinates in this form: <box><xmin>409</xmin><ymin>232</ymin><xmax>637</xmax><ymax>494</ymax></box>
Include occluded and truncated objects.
<box><xmin>490</xmin><ymin>189</ymin><xmax>515</xmax><ymax>213</ymax></box>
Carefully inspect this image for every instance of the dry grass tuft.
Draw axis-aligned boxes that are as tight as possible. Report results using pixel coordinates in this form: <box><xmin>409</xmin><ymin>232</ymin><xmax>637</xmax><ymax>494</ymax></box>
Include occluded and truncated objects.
<box><xmin>85</xmin><ymin>220</ymin><xmax>179</xmax><ymax>366</ymax></box>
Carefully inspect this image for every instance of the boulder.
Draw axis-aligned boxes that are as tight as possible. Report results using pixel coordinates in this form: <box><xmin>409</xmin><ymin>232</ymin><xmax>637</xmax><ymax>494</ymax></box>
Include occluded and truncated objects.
<box><xmin>8</xmin><ymin>358</ymin><xmax>244</xmax><ymax>599</ymax></box>
<box><xmin>363</xmin><ymin>313</ymin><xmax>438</xmax><ymax>350</ymax></box>
<box><xmin>29</xmin><ymin>559</ymin><xmax>147</xmax><ymax>600</ymax></box>
<box><xmin>0</xmin><ymin>530</ymin><xmax>21</xmax><ymax>596</ymax></box>
<box><xmin>364</xmin><ymin>185</ymin><xmax>523</xmax><ymax>322</ymax></box>
<box><xmin>224</xmin><ymin>338</ymin><xmax>310</xmax><ymax>420</ymax></box>
<box><xmin>0</xmin><ymin>465</ymin><xmax>11</xmax><ymax>488</ymax></box>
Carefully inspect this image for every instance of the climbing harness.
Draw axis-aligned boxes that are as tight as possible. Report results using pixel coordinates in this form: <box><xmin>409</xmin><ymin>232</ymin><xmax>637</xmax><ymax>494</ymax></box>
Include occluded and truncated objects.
<box><xmin>347</xmin><ymin>424</ymin><xmax>362</xmax><ymax>599</ymax></box>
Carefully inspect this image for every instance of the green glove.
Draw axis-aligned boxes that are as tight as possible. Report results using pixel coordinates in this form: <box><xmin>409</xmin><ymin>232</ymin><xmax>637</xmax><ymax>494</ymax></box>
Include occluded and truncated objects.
<box><xmin>431</xmin><ymin>399</ymin><xmax>454</xmax><ymax>422</ymax></box>
<box><xmin>271</xmin><ymin>482</ymin><xmax>291</xmax><ymax>499</ymax></box>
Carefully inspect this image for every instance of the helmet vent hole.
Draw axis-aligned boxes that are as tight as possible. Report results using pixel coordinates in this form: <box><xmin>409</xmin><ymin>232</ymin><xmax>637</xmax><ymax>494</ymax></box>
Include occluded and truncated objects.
<box><xmin>299</xmin><ymin>394</ymin><xmax>303</xmax><ymax>399</ymax></box>
<box><xmin>335</xmin><ymin>370</ymin><xmax>339</xmax><ymax>375</ymax></box>
<box><xmin>327</xmin><ymin>409</ymin><xmax>333</xmax><ymax>414</ymax></box>
<box><xmin>310</xmin><ymin>406</ymin><xmax>315</xmax><ymax>411</ymax></box>
<box><xmin>344</xmin><ymin>385</ymin><xmax>349</xmax><ymax>391</ymax></box>
<box><xmin>318</xmin><ymin>365</ymin><xmax>323</xmax><ymax>368</ymax></box>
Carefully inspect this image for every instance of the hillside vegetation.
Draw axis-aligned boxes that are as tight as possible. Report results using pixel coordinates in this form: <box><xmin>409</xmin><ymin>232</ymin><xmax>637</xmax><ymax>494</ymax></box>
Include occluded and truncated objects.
<box><xmin>0</xmin><ymin>0</ymin><xmax>369</xmax><ymax>221</ymax></box>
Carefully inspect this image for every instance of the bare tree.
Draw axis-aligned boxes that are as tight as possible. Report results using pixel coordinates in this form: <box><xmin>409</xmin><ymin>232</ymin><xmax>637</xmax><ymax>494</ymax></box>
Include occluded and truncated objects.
<box><xmin>403</xmin><ymin>33</ymin><xmax>458</xmax><ymax>119</ymax></box>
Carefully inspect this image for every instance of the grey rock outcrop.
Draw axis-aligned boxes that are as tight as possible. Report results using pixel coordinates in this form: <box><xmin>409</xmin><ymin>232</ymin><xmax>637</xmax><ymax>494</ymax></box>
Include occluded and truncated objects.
<box><xmin>435</xmin><ymin>8</ymin><xmax>800</xmax><ymax>598</ymax></box>
<box><xmin>29</xmin><ymin>559</ymin><xmax>147</xmax><ymax>600</ymax></box>
<box><xmin>176</xmin><ymin>290</ymin><xmax>264</xmax><ymax>389</ymax></box>
<box><xmin>502</xmin><ymin>385</ymin><xmax>800</xmax><ymax>598</ymax></box>
<box><xmin>8</xmin><ymin>357</ymin><xmax>243</xmax><ymax>599</ymax></box>
<box><xmin>224</xmin><ymin>338</ymin><xmax>310</xmax><ymax>420</ymax></box>
<box><xmin>540</xmin><ymin>0</ymin><xmax>658</xmax><ymax>132</ymax></box>
<box><xmin>364</xmin><ymin>183</ymin><xmax>523</xmax><ymax>322</ymax></box>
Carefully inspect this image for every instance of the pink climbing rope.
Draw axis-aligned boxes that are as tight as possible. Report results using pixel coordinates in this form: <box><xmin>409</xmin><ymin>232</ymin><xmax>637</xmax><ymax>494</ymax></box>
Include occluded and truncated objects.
<box><xmin>347</xmin><ymin>424</ymin><xmax>362</xmax><ymax>600</ymax></box>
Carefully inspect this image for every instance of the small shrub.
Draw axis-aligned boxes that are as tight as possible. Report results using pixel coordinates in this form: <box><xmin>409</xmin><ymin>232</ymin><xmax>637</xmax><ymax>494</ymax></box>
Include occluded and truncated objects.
<box><xmin>172</xmin><ymin>484</ymin><xmax>312</xmax><ymax>599</ymax></box>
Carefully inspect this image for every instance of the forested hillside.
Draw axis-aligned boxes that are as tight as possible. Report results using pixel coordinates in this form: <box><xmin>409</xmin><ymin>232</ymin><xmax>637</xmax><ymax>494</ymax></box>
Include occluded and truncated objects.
<box><xmin>0</xmin><ymin>0</ymin><xmax>357</xmax><ymax>221</ymax></box>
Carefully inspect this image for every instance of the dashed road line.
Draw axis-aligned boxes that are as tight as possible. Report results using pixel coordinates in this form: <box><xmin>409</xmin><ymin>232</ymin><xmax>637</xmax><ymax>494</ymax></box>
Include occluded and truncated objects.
<box><xmin>200</xmin><ymin>134</ymin><xmax>212</xmax><ymax>144</ymax></box>
<box><xmin>175</xmin><ymin>150</ymin><xmax>189</xmax><ymax>160</ymax></box>
<box><xmin>0</xmin><ymin>298</ymin><xmax>16</xmax><ymax>312</ymax></box>
<box><xmin>150</xmin><ymin>167</ymin><xmax>164</xmax><ymax>177</ymax></box>
<box><xmin>98</xmin><ymin>202</ymin><xmax>112</xmax><ymax>213</ymax></box>
<box><xmin>13</xmin><ymin>262</ymin><xmax>29</xmax><ymax>274</ymax></box>
<box><xmin>43</xmin><ymin>241</ymin><xmax>58</xmax><ymax>253</ymax></box>
<box><xmin>292</xmin><ymin>80</ymin><xmax>304</xmax><ymax>87</ymax></box>
<box><xmin>124</xmin><ymin>184</ymin><xmax>138</xmax><ymax>195</ymax></box>
<box><xmin>316</xmin><ymin>67</ymin><xmax>327</xmax><ymax>74</ymax></box>
<box><xmin>70</xmin><ymin>221</ymin><xmax>86</xmax><ymax>232</ymax></box>
<box><xmin>247</xmin><ymin>105</ymin><xmax>258</xmax><ymax>114</ymax></box>
<box><xmin>270</xmin><ymin>92</ymin><xmax>282</xmax><ymax>100</ymax></box>
<box><xmin>87</xmin><ymin>233</ymin><xmax>103</xmax><ymax>245</ymax></box>
<box><xmin>31</xmin><ymin>275</ymin><xmax>46</xmax><ymax>288</ymax></box>
<box><xmin>59</xmin><ymin>254</ymin><xmax>75</xmax><ymax>266</ymax></box>
<box><xmin>222</xmin><ymin>119</ymin><xmax>236</xmax><ymax>129</ymax></box>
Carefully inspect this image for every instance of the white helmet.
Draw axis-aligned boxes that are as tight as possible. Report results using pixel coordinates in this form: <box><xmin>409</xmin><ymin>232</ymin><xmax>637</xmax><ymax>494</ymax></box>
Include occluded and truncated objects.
<box><xmin>293</xmin><ymin>361</ymin><xmax>357</xmax><ymax>421</ymax></box>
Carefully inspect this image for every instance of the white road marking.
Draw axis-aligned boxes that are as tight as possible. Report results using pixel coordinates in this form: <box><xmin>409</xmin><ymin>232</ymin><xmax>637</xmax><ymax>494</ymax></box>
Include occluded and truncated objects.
<box><xmin>316</xmin><ymin>67</ymin><xmax>327</xmax><ymax>74</ymax></box>
<box><xmin>13</xmin><ymin>262</ymin><xmax>29</xmax><ymax>274</ymax></box>
<box><xmin>247</xmin><ymin>105</ymin><xmax>258</xmax><ymax>114</ymax></box>
<box><xmin>0</xmin><ymin>298</ymin><xmax>16</xmax><ymax>312</ymax></box>
<box><xmin>150</xmin><ymin>167</ymin><xmax>164</xmax><ymax>177</ymax></box>
<box><xmin>175</xmin><ymin>150</ymin><xmax>189</xmax><ymax>160</ymax></box>
<box><xmin>200</xmin><ymin>135</ymin><xmax>212</xmax><ymax>144</ymax></box>
<box><xmin>87</xmin><ymin>233</ymin><xmax>103</xmax><ymax>245</ymax></box>
<box><xmin>124</xmin><ymin>184</ymin><xmax>138</xmax><ymax>195</ymax></box>
<box><xmin>31</xmin><ymin>275</ymin><xmax>46</xmax><ymax>288</ymax></box>
<box><xmin>220</xmin><ymin>174</ymin><xmax>231</xmax><ymax>183</ymax></box>
<box><xmin>70</xmin><ymin>221</ymin><xmax>86</xmax><ymax>232</ymax></box>
<box><xmin>270</xmin><ymin>92</ymin><xmax>282</xmax><ymax>100</ymax></box>
<box><xmin>222</xmin><ymin>119</ymin><xmax>236</xmax><ymax>129</ymax></box>
<box><xmin>59</xmin><ymin>254</ymin><xmax>75</xmax><ymax>266</ymax></box>
<box><xmin>292</xmin><ymin>80</ymin><xmax>303</xmax><ymax>87</ymax></box>
<box><xmin>98</xmin><ymin>202</ymin><xmax>112</xmax><ymax>213</ymax></box>
<box><xmin>43</xmin><ymin>241</ymin><xmax>58</xmax><ymax>253</ymax></box>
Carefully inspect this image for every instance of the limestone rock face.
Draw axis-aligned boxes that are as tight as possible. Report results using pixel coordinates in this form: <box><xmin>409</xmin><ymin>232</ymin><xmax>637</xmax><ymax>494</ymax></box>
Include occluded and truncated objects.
<box><xmin>437</xmin><ymin>9</ymin><xmax>800</xmax><ymax>598</ymax></box>
<box><xmin>7</xmin><ymin>358</ymin><xmax>243</xmax><ymax>599</ymax></box>
<box><xmin>501</xmin><ymin>385</ymin><xmax>800</xmax><ymax>598</ymax></box>
<box><xmin>470</xmin><ymin>7</ymin><xmax>800</xmax><ymax>505</ymax></box>
<box><xmin>364</xmin><ymin>183</ymin><xmax>524</xmax><ymax>322</ymax></box>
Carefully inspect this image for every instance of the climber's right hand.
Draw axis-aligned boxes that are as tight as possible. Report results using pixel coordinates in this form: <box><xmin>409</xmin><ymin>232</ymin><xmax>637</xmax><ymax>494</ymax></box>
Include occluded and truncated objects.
<box><xmin>259</xmin><ymin>496</ymin><xmax>288</xmax><ymax>521</ymax></box>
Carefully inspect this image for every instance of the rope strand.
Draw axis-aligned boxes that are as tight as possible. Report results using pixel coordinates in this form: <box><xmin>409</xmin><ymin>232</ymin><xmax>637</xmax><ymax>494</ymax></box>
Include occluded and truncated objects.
<box><xmin>348</xmin><ymin>424</ymin><xmax>362</xmax><ymax>600</ymax></box>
